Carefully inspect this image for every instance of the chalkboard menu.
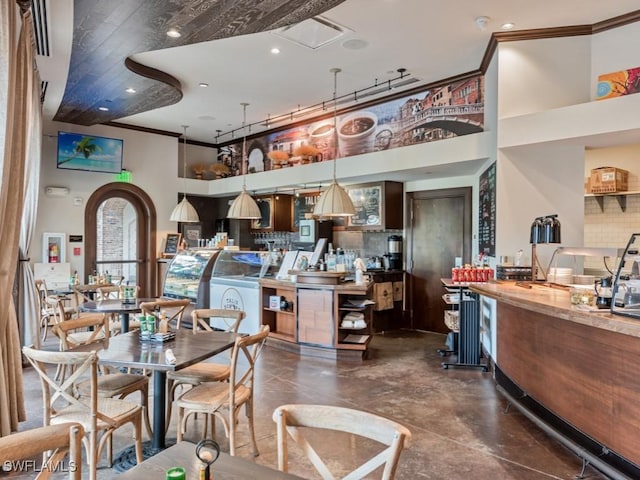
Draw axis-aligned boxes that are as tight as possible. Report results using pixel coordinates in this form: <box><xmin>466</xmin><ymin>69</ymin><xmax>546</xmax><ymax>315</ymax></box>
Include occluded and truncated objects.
<box><xmin>293</xmin><ymin>194</ymin><xmax>318</xmax><ymax>228</ymax></box>
<box><xmin>348</xmin><ymin>185</ymin><xmax>382</xmax><ymax>227</ymax></box>
<box><xmin>478</xmin><ymin>162</ymin><xmax>496</xmax><ymax>257</ymax></box>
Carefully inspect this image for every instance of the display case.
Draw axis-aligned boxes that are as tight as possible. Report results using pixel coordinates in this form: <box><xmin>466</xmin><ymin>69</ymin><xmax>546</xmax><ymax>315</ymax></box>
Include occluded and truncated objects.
<box><xmin>163</xmin><ymin>248</ymin><xmax>221</xmax><ymax>307</ymax></box>
<box><xmin>612</xmin><ymin>233</ymin><xmax>640</xmax><ymax>319</ymax></box>
<box><xmin>209</xmin><ymin>250</ymin><xmax>279</xmax><ymax>335</ymax></box>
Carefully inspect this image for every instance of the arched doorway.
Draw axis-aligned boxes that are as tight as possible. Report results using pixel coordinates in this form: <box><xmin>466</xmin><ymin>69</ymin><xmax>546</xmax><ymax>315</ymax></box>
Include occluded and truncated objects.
<box><xmin>85</xmin><ymin>183</ymin><xmax>157</xmax><ymax>297</ymax></box>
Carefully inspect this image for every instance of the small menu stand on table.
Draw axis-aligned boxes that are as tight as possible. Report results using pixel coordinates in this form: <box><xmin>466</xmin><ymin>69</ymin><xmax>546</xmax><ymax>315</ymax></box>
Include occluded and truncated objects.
<box><xmin>440</xmin><ymin>279</ymin><xmax>488</xmax><ymax>372</ymax></box>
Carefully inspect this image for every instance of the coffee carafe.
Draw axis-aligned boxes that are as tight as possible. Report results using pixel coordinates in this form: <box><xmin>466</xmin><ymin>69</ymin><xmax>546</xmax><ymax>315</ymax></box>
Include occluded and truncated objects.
<box><xmin>595</xmin><ymin>276</ymin><xmax>613</xmax><ymax>309</ymax></box>
<box><xmin>387</xmin><ymin>235</ymin><xmax>403</xmax><ymax>270</ymax></box>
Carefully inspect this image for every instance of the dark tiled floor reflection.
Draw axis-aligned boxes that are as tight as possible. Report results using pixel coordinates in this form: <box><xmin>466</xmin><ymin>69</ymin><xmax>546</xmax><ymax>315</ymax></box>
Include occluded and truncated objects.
<box><xmin>7</xmin><ymin>330</ymin><xmax>607</xmax><ymax>479</ymax></box>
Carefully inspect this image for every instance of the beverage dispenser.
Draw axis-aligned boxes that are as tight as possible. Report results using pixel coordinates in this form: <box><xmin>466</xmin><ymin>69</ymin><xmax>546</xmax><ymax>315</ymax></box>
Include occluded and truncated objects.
<box><xmin>387</xmin><ymin>235</ymin><xmax>403</xmax><ymax>270</ymax></box>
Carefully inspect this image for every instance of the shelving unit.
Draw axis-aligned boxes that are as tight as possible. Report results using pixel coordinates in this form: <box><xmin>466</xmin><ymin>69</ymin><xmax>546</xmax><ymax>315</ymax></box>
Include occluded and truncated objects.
<box><xmin>260</xmin><ymin>283</ymin><xmax>296</xmax><ymax>342</ymax></box>
<box><xmin>584</xmin><ymin>190</ymin><xmax>640</xmax><ymax>212</ymax></box>
<box><xmin>335</xmin><ymin>291</ymin><xmax>374</xmax><ymax>351</ymax></box>
<box><xmin>439</xmin><ymin>279</ymin><xmax>488</xmax><ymax>372</ymax></box>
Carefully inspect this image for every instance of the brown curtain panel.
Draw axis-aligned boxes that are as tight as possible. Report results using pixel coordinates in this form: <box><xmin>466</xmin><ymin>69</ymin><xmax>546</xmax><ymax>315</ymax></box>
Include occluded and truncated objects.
<box><xmin>0</xmin><ymin>0</ymin><xmax>34</xmax><ymax>435</ymax></box>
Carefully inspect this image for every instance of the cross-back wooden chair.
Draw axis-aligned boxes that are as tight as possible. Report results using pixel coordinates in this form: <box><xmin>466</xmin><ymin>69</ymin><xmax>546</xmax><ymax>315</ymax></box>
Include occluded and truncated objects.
<box><xmin>165</xmin><ymin>308</ymin><xmax>246</xmax><ymax>432</ymax></box>
<box><xmin>36</xmin><ymin>279</ymin><xmax>74</xmax><ymax>341</ymax></box>
<box><xmin>272</xmin><ymin>404</ymin><xmax>412</xmax><ymax>480</ymax></box>
<box><xmin>0</xmin><ymin>422</ymin><xmax>84</xmax><ymax>480</ymax></box>
<box><xmin>22</xmin><ymin>347</ymin><xmax>143</xmax><ymax>480</ymax></box>
<box><xmin>95</xmin><ymin>284</ymin><xmax>141</xmax><ymax>335</ymax></box>
<box><xmin>139</xmin><ymin>298</ymin><xmax>191</xmax><ymax>330</ymax></box>
<box><xmin>48</xmin><ymin>296</ymin><xmax>109</xmax><ymax>351</ymax></box>
<box><xmin>176</xmin><ymin>325</ymin><xmax>270</xmax><ymax>456</ymax></box>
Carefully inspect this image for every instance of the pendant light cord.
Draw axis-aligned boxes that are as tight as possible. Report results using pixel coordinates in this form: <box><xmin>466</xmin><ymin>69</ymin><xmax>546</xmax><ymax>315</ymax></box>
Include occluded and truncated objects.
<box><xmin>241</xmin><ymin>102</ymin><xmax>249</xmax><ymax>189</ymax></box>
<box><xmin>181</xmin><ymin>125</ymin><xmax>188</xmax><ymax>199</ymax></box>
<box><xmin>331</xmin><ymin>67</ymin><xmax>341</xmax><ymax>182</ymax></box>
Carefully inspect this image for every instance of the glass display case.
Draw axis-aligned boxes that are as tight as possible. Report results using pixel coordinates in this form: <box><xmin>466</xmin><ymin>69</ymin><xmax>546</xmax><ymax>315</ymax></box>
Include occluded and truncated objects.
<box><xmin>210</xmin><ymin>250</ymin><xmax>277</xmax><ymax>279</ymax></box>
<box><xmin>163</xmin><ymin>248</ymin><xmax>221</xmax><ymax>307</ymax></box>
<box><xmin>612</xmin><ymin>233</ymin><xmax>640</xmax><ymax>319</ymax></box>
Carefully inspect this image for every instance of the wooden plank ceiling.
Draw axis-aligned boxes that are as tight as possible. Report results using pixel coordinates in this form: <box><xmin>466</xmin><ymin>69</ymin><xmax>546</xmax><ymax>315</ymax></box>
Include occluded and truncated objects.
<box><xmin>52</xmin><ymin>0</ymin><xmax>345</xmax><ymax>126</ymax></box>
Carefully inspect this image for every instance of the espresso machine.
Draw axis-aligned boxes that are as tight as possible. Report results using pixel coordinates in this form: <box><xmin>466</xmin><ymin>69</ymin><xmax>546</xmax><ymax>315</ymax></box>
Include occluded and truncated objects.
<box><xmin>386</xmin><ymin>235</ymin><xmax>403</xmax><ymax>270</ymax></box>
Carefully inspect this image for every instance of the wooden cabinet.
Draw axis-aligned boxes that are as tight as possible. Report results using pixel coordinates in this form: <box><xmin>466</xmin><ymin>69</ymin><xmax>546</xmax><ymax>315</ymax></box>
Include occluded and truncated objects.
<box><xmin>251</xmin><ymin>194</ymin><xmax>293</xmax><ymax>231</ymax></box>
<box><xmin>260</xmin><ymin>278</ymin><xmax>373</xmax><ymax>359</ymax></box>
<box><xmin>344</xmin><ymin>181</ymin><xmax>403</xmax><ymax>230</ymax></box>
<box><xmin>260</xmin><ymin>283</ymin><xmax>297</xmax><ymax>341</ymax></box>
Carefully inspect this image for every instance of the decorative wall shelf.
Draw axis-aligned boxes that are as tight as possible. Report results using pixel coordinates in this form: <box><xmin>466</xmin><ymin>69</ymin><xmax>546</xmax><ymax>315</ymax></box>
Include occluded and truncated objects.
<box><xmin>584</xmin><ymin>190</ymin><xmax>640</xmax><ymax>212</ymax></box>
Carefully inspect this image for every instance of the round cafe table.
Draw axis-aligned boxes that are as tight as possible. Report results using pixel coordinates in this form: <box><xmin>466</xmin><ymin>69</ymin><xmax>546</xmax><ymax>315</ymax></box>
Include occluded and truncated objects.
<box><xmin>80</xmin><ymin>298</ymin><xmax>158</xmax><ymax>333</ymax></box>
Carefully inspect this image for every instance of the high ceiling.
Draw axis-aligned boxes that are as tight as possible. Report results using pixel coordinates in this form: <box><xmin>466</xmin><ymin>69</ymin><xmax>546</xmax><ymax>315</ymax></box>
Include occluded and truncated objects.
<box><xmin>38</xmin><ymin>0</ymin><xmax>640</xmax><ymax>145</ymax></box>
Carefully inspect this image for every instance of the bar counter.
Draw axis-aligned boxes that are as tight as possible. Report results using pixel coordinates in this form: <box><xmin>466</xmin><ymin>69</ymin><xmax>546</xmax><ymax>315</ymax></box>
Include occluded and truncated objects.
<box><xmin>470</xmin><ymin>281</ymin><xmax>640</xmax><ymax>478</ymax></box>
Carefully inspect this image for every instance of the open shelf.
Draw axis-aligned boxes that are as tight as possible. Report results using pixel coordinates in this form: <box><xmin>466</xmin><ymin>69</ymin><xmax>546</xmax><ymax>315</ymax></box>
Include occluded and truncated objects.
<box><xmin>584</xmin><ymin>190</ymin><xmax>640</xmax><ymax>212</ymax></box>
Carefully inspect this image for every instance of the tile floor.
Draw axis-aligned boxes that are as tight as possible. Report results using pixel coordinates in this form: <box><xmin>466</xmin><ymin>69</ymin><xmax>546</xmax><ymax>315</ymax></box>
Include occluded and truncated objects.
<box><xmin>3</xmin><ymin>330</ymin><xmax>607</xmax><ymax>479</ymax></box>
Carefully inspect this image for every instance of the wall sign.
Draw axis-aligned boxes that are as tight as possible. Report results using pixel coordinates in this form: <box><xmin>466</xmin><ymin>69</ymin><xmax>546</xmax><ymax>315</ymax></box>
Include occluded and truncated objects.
<box><xmin>478</xmin><ymin>162</ymin><xmax>496</xmax><ymax>257</ymax></box>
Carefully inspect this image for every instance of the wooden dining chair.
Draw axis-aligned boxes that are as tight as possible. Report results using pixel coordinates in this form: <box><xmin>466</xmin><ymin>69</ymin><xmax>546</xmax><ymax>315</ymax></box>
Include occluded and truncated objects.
<box><xmin>95</xmin><ymin>284</ymin><xmax>141</xmax><ymax>335</ymax></box>
<box><xmin>36</xmin><ymin>279</ymin><xmax>74</xmax><ymax>341</ymax></box>
<box><xmin>165</xmin><ymin>308</ymin><xmax>246</xmax><ymax>432</ymax></box>
<box><xmin>0</xmin><ymin>422</ymin><xmax>84</xmax><ymax>480</ymax></box>
<box><xmin>272</xmin><ymin>404</ymin><xmax>411</xmax><ymax>480</ymax></box>
<box><xmin>139</xmin><ymin>298</ymin><xmax>191</xmax><ymax>330</ymax></box>
<box><xmin>176</xmin><ymin>325</ymin><xmax>270</xmax><ymax>456</ymax></box>
<box><xmin>48</xmin><ymin>296</ymin><xmax>109</xmax><ymax>351</ymax></box>
<box><xmin>22</xmin><ymin>347</ymin><xmax>144</xmax><ymax>480</ymax></box>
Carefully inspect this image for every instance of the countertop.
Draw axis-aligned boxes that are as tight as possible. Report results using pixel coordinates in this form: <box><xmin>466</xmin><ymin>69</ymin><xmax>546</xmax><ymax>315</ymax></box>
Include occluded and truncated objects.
<box><xmin>260</xmin><ymin>277</ymin><xmax>372</xmax><ymax>293</ymax></box>
<box><xmin>470</xmin><ymin>281</ymin><xmax>640</xmax><ymax>339</ymax></box>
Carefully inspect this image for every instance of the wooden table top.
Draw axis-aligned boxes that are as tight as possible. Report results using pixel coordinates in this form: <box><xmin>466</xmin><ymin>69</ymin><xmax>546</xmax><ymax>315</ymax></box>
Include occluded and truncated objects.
<box><xmin>80</xmin><ymin>298</ymin><xmax>158</xmax><ymax>314</ymax></box>
<box><xmin>118</xmin><ymin>441</ymin><xmax>304</xmax><ymax>479</ymax></box>
<box><xmin>79</xmin><ymin>329</ymin><xmax>239</xmax><ymax>372</ymax></box>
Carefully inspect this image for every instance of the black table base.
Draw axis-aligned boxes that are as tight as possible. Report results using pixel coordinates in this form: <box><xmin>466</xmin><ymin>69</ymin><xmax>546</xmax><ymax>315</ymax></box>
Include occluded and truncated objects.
<box><xmin>112</xmin><ymin>438</ymin><xmax>177</xmax><ymax>472</ymax></box>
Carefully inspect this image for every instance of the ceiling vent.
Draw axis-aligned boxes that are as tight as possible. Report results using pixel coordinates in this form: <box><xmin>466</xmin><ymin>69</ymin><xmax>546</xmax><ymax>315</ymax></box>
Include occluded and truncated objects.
<box><xmin>31</xmin><ymin>0</ymin><xmax>51</xmax><ymax>56</ymax></box>
<box><xmin>273</xmin><ymin>16</ymin><xmax>350</xmax><ymax>50</ymax></box>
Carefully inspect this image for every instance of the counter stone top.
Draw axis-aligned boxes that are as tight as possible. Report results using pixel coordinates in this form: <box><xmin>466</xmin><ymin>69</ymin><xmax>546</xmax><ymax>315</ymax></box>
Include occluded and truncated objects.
<box><xmin>260</xmin><ymin>277</ymin><xmax>372</xmax><ymax>293</ymax></box>
<box><xmin>470</xmin><ymin>281</ymin><xmax>640</xmax><ymax>338</ymax></box>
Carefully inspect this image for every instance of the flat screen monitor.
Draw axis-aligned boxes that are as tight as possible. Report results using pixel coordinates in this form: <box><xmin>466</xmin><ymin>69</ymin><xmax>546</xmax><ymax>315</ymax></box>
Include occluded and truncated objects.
<box><xmin>56</xmin><ymin>131</ymin><xmax>123</xmax><ymax>174</ymax></box>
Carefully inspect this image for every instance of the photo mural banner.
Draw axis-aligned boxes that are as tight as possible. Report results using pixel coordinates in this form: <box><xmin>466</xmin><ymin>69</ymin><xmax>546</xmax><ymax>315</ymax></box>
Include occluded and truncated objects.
<box><xmin>216</xmin><ymin>74</ymin><xmax>484</xmax><ymax>177</ymax></box>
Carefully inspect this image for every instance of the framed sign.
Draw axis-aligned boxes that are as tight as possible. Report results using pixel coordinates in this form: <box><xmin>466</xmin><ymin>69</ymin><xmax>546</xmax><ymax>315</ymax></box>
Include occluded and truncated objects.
<box><xmin>347</xmin><ymin>184</ymin><xmax>382</xmax><ymax>228</ymax></box>
<box><xmin>251</xmin><ymin>196</ymin><xmax>273</xmax><ymax>230</ymax></box>
<box><xmin>478</xmin><ymin>162</ymin><xmax>496</xmax><ymax>257</ymax></box>
<box><xmin>163</xmin><ymin>233</ymin><xmax>181</xmax><ymax>257</ymax></box>
<box><xmin>182</xmin><ymin>223</ymin><xmax>202</xmax><ymax>248</ymax></box>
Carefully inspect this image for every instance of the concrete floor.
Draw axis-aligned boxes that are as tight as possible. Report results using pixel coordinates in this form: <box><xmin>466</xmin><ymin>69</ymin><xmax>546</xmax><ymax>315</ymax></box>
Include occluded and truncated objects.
<box><xmin>4</xmin><ymin>330</ymin><xmax>607</xmax><ymax>479</ymax></box>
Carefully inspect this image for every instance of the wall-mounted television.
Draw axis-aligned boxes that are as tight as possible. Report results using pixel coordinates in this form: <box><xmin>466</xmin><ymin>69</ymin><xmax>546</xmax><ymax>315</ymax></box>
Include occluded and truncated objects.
<box><xmin>56</xmin><ymin>131</ymin><xmax>123</xmax><ymax>174</ymax></box>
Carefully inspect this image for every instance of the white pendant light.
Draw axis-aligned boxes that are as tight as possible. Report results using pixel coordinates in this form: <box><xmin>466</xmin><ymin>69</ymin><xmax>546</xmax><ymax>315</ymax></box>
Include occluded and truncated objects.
<box><xmin>227</xmin><ymin>103</ymin><xmax>261</xmax><ymax>219</ymax></box>
<box><xmin>170</xmin><ymin>125</ymin><xmax>200</xmax><ymax>222</ymax></box>
<box><xmin>313</xmin><ymin>68</ymin><xmax>355</xmax><ymax>218</ymax></box>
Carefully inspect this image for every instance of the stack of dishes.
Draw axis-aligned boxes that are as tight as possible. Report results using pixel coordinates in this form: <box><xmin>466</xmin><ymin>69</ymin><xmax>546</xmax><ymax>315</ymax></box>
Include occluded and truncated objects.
<box><xmin>547</xmin><ymin>267</ymin><xmax>573</xmax><ymax>285</ymax></box>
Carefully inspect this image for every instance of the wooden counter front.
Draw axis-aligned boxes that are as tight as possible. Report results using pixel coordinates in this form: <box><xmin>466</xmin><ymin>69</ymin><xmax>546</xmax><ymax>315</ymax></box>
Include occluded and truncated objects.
<box><xmin>260</xmin><ymin>278</ymin><xmax>373</xmax><ymax>360</ymax></box>
<box><xmin>471</xmin><ymin>282</ymin><xmax>640</xmax><ymax>473</ymax></box>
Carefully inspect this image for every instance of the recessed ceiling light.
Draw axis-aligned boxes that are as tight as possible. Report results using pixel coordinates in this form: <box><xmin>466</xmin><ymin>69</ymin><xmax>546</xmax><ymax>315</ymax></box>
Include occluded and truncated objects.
<box><xmin>501</xmin><ymin>22</ymin><xmax>515</xmax><ymax>30</ymax></box>
<box><xmin>98</xmin><ymin>106</ymin><xmax>109</xmax><ymax>111</ymax></box>
<box><xmin>125</xmin><ymin>87</ymin><xmax>136</xmax><ymax>94</ymax></box>
<box><xmin>166</xmin><ymin>28</ymin><xmax>181</xmax><ymax>38</ymax></box>
<box><xmin>342</xmin><ymin>38</ymin><xmax>368</xmax><ymax>50</ymax></box>
<box><xmin>270</xmin><ymin>47</ymin><xmax>280</xmax><ymax>54</ymax></box>
<box><xmin>199</xmin><ymin>82</ymin><xmax>209</xmax><ymax>88</ymax></box>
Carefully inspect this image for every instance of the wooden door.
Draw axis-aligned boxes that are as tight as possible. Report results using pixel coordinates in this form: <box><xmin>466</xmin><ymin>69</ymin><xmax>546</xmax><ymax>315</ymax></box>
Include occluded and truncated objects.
<box><xmin>407</xmin><ymin>188</ymin><xmax>471</xmax><ymax>333</ymax></box>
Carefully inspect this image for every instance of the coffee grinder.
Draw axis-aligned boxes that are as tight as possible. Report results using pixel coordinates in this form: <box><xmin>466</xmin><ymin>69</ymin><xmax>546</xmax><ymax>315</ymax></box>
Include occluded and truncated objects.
<box><xmin>387</xmin><ymin>235</ymin><xmax>403</xmax><ymax>270</ymax></box>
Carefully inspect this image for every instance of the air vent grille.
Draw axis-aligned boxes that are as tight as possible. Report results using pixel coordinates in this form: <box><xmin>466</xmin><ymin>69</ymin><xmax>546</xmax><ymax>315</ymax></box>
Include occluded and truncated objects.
<box><xmin>31</xmin><ymin>0</ymin><xmax>50</xmax><ymax>56</ymax></box>
<box><xmin>40</xmin><ymin>80</ymin><xmax>48</xmax><ymax>103</ymax></box>
<box><xmin>273</xmin><ymin>16</ymin><xmax>349</xmax><ymax>50</ymax></box>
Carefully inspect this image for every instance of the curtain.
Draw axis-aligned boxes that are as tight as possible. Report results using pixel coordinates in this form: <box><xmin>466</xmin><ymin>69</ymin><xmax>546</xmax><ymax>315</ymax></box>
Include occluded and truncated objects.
<box><xmin>17</xmin><ymin>15</ymin><xmax>42</xmax><ymax>349</ymax></box>
<box><xmin>0</xmin><ymin>0</ymin><xmax>35</xmax><ymax>435</ymax></box>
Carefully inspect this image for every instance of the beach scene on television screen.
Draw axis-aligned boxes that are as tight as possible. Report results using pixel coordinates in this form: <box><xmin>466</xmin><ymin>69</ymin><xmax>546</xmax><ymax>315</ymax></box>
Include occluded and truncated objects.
<box><xmin>57</xmin><ymin>131</ymin><xmax>123</xmax><ymax>173</ymax></box>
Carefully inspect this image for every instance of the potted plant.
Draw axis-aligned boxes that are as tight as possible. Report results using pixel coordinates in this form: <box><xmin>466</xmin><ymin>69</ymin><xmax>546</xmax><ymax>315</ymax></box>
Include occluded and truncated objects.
<box><xmin>191</xmin><ymin>163</ymin><xmax>207</xmax><ymax>179</ymax></box>
<box><xmin>293</xmin><ymin>144</ymin><xmax>320</xmax><ymax>164</ymax></box>
<box><xmin>267</xmin><ymin>150</ymin><xmax>290</xmax><ymax>169</ymax></box>
<box><xmin>210</xmin><ymin>162</ymin><xmax>230</xmax><ymax>179</ymax></box>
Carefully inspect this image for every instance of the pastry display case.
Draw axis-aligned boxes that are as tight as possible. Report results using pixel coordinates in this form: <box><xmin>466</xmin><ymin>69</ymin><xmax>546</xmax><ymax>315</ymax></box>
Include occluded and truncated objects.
<box><xmin>612</xmin><ymin>233</ymin><xmax>640</xmax><ymax>319</ymax></box>
<box><xmin>163</xmin><ymin>248</ymin><xmax>221</xmax><ymax>307</ymax></box>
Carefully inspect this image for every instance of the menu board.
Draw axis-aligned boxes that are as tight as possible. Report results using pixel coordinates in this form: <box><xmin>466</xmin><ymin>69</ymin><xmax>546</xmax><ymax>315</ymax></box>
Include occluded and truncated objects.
<box><xmin>347</xmin><ymin>185</ymin><xmax>382</xmax><ymax>227</ymax></box>
<box><xmin>478</xmin><ymin>162</ymin><xmax>496</xmax><ymax>257</ymax></box>
<box><xmin>293</xmin><ymin>194</ymin><xmax>318</xmax><ymax>228</ymax></box>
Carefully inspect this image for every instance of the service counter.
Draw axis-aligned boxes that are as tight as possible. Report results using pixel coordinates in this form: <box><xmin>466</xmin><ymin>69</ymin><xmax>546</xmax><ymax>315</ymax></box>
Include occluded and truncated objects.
<box><xmin>260</xmin><ymin>278</ymin><xmax>374</xmax><ymax>361</ymax></box>
<box><xmin>471</xmin><ymin>282</ymin><xmax>640</xmax><ymax>478</ymax></box>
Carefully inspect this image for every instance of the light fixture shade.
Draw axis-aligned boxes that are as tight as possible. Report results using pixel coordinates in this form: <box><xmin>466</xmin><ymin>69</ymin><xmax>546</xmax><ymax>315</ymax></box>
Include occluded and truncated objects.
<box><xmin>227</xmin><ymin>188</ymin><xmax>261</xmax><ymax>219</ymax></box>
<box><xmin>170</xmin><ymin>195</ymin><xmax>200</xmax><ymax>222</ymax></box>
<box><xmin>313</xmin><ymin>179</ymin><xmax>355</xmax><ymax>217</ymax></box>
